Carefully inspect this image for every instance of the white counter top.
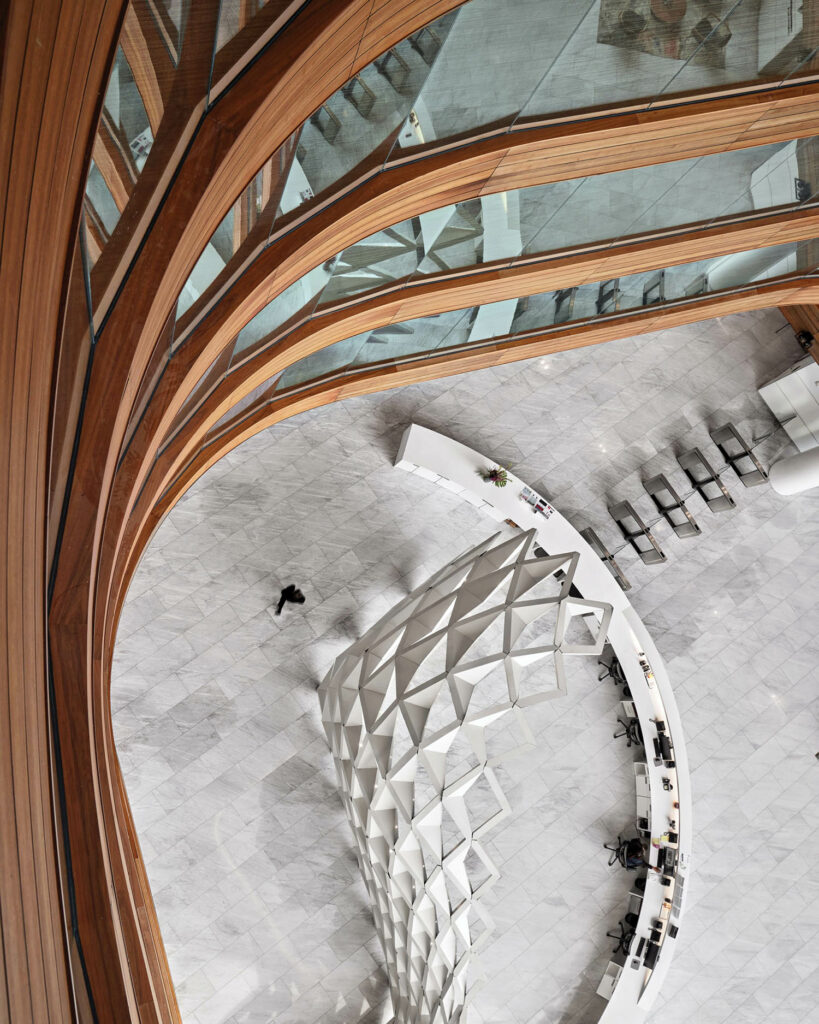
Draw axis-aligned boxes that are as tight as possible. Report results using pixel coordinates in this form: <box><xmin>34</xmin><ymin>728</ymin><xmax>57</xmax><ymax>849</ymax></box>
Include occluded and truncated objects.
<box><xmin>396</xmin><ymin>424</ymin><xmax>692</xmax><ymax>1021</ymax></box>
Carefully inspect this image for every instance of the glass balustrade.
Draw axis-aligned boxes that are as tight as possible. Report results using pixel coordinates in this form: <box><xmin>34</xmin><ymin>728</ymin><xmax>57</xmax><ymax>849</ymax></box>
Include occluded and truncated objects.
<box><xmin>391</xmin><ymin>0</ymin><xmax>819</xmax><ymax>155</ymax></box>
<box><xmin>217</xmin><ymin>134</ymin><xmax>819</xmax><ymax>362</ymax></box>
<box><xmin>271</xmin><ymin>235</ymin><xmax>818</xmax><ymax>390</ymax></box>
<box><xmin>171</xmin><ymin>0</ymin><xmax>819</xmax><ymax>325</ymax></box>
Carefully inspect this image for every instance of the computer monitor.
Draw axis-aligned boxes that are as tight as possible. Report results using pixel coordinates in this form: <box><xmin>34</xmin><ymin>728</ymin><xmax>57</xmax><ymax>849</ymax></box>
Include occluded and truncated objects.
<box><xmin>644</xmin><ymin>942</ymin><xmax>660</xmax><ymax>970</ymax></box>
<box><xmin>659</xmin><ymin>733</ymin><xmax>673</xmax><ymax>761</ymax></box>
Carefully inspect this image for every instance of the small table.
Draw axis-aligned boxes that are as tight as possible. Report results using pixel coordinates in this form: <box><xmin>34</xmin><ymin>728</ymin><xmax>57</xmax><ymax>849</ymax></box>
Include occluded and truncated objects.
<box><xmin>651</xmin><ymin>0</ymin><xmax>687</xmax><ymax>24</ymax></box>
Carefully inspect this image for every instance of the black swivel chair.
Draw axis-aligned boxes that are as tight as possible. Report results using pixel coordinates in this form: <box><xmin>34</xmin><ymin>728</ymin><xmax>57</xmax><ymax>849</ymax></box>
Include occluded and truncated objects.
<box><xmin>598</xmin><ymin>655</ymin><xmax>625</xmax><ymax>684</ymax></box>
<box><xmin>614</xmin><ymin>716</ymin><xmax>643</xmax><ymax>748</ymax></box>
<box><xmin>606</xmin><ymin>912</ymin><xmax>640</xmax><ymax>955</ymax></box>
<box><xmin>599</xmin><ymin>655</ymin><xmax>631</xmax><ymax>697</ymax></box>
<box><xmin>604</xmin><ymin>835</ymin><xmax>644</xmax><ymax>869</ymax></box>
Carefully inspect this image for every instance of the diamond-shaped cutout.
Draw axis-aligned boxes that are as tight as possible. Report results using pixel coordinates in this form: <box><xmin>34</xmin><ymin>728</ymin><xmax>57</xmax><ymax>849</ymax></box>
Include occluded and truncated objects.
<box><xmin>556</xmin><ymin>597</ymin><xmax>613</xmax><ymax>655</ymax></box>
<box><xmin>320</xmin><ymin>527</ymin><xmax>614</xmax><ymax>1024</ymax></box>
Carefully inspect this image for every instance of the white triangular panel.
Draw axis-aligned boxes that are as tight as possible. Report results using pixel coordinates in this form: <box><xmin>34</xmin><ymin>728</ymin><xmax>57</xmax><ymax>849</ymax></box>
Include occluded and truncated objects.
<box><xmin>319</xmin><ymin>528</ymin><xmax>613</xmax><ymax>1024</ymax></box>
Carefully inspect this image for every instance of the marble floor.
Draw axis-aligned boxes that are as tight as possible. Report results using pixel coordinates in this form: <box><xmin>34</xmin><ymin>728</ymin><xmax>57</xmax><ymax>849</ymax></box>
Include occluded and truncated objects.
<box><xmin>112</xmin><ymin>307</ymin><xmax>819</xmax><ymax>1024</ymax></box>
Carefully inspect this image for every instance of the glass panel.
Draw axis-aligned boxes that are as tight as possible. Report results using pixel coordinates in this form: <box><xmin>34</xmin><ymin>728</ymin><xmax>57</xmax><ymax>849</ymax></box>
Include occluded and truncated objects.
<box><xmin>214</xmin><ymin>0</ymin><xmax>268</xmax><ymax>52</ymax></box>
<box><xmin>273</xmin><ymin>236</ymin><xmax>819</xmax><ymax>389</ymax></box>
<box><xmin>84</xmin><ymin>162</ymin><xmax>121</xmax><ymax>238</ymax></box>
<box><xmin>321</xmin><ymin>215</ymin><xmax>428</xmax><ymax>302</ymax></box>
<box><xmin>400</xmin><ymin>0</ymin><xmax>596</xmax><ymax>148</ymax></box>
<box><xmin>152</xmin><ymin>0</ymin><xmax>188</xmax><ymax>63</ymax></box>
<box><xmin>274</xmin><ymin>307</ymin><xmax>477</xmax><ymax>389</ymax></box>
<box><xmin>161</xmin><ymin>0</ymin><xmax>186</xmax><ymax>34</ymax></box>
<box><xmin>175</xmin><ymin>140</ymin><xmax>298</xmax><ymax>325</ymax></box>
<box><xmin>104</xmin><ymin>45</ymin><xmax>154</xmax><ymax>170</ymax></box>
<box><xmin>82</xmin><ymin>45</ymin><xmax>154</xmax><ymax>265</ymax></box>
<box><xmin>389</xmin><ymin>0</ymin><xmax>819</xmax><ymax>155</ymax></box>
<box><xmin>176</xmin><ymin>205</ymin><xmax>236</xmax><ymax>320</ymax></box>
<box><xmin>229</xmin><ymin>262</ymin><xmax>331</xmax><ymax>363</ymax></box>
<box><xmin>268</xmin><ymin>9</ymin><xmax>460</xmax><ymax>232</ymax></box>
<box><xmin>206</xmin><ymin>134</ymin><xmax>819</xmax><ymax>365</ymax></box>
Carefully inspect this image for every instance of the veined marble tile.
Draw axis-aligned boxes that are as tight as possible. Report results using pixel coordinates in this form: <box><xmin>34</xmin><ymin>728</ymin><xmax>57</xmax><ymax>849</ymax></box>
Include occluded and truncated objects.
<box><xmin>113</xmin><ymin>308</ymin><xmax>819</xmax><ymax>1023</ymax></box>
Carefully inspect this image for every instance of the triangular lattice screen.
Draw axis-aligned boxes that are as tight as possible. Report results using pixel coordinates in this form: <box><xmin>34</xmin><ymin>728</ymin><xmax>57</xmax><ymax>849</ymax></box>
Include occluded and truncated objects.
<box><xmin>319</xmin><ymin>530</ymin><xmax>612</xmax><ymax>1023</ymax></box>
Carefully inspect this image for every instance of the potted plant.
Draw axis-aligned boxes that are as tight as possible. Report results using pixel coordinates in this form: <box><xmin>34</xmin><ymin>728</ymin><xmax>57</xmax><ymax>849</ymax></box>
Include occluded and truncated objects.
<box><xmin>479</xmin><ymin>465</ymin><xmax>509</xmax><ymax>488</ymax></box>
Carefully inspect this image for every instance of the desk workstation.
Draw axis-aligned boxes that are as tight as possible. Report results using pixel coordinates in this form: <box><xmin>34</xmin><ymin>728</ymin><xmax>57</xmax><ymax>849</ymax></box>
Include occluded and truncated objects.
<box><xmin>395</xmin><ymin>424</ymin><xmax>692</xmax><ymax>1022</ymax></box>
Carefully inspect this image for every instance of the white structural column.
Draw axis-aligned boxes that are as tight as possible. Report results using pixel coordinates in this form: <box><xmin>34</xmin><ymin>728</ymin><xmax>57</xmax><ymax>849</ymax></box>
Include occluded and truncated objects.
<box><xmin>769</xmin><ymin>446</ymin><xmax>819</xmax><ymax>494</ymax></box>
<box><xmin>319</xmin><ymin>530</ymin><xmax>612</xmax><ymax>1024</ymax></box>
<box><xmin>394</xmin><ymin>424</ymin><xmax>692</xmax><ymax>1023</ymax></box>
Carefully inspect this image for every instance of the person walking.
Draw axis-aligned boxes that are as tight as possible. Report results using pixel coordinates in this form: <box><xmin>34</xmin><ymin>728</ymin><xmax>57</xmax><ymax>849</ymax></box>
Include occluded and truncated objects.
<box><xmin>276</xmin><ymin>584</ymin><xmax>305</xmax><ymax>615</ymax></box>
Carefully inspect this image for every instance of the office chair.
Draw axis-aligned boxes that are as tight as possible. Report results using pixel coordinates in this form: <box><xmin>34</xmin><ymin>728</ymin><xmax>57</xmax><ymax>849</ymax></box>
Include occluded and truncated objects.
<box><xmin>599</xmin><ymin>655</ymin><xmax>630</xmax><ymax>697</ymax></box>
<box><xmin>619</xmin><ymin>9</ymin><xmax>646</xmax><ymax>38</ymax></box>
<box><xmin>604</xmin><ymin>836</ymin><xmax>642</xmax><ymax>869</ymax></box>
<box><xmin>613</xmin><ymin>716</ymin><xmax>643</xmax><ymax>748</ymax></box>
<box><xmin>606</xmin><ymin>912</ymin><xmax>640</xmax><ymax>955</ymax></box>
<box><xmin>598</xmin><ymin>655</ymin><xmax>625</xmax><ymax>684</ymax></box>
<box><xmin>604</xmin><ymin>835</ymin><xmax>628</xmax><ymax>867</ymax></box>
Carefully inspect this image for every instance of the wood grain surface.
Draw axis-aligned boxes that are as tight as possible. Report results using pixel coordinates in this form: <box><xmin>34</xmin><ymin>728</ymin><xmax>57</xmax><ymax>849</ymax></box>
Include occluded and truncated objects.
<box><xmin>8</xmin><ymin>0</ymin><xmax>819</xmax><ymax>1020</ymax></box>
<box><xmin>0</xmin><ymin>0</ymin><xmax>123</xmax><ymax>1021</ymax></box>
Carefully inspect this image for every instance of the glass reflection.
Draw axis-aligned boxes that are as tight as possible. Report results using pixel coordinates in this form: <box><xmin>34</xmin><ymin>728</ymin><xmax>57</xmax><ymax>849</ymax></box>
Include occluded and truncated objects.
<box><xmin>273</xmin><ymin>236</ymin><xmax>817</xmax><ymax>389</ymax></box>
<box><xmin>394</xmin><ymin>0</ymin><xmax>819</xmax><ymax>153</ymax></box>
<box><xmin>173</xmin><ymin>0</ymin><xmax>819</xmax><ymax>325</ymax></box>
<box><xmin>267</xmin><ymin>9</ymin><xmax>460</xmax><ymax>228</ymax></box>
<box><xmin>82</xmin><ymin>44</ymin><xmax>153</xmax><ymax>258</ymax></box>
<box><xmin>221</xmin><ymin>134</ymin><xmax>819</xmax><ymax>361</ymax></box>
<box><xmin>215</xmin><ymin>0</ymin><xmax>268</xmax><ymax>52</ymax></box>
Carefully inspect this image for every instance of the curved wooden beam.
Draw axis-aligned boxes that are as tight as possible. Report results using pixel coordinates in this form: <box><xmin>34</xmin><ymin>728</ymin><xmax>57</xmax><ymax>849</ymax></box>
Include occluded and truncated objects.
<box><xmin>112</xmin><ymin>277</ymin><xmax>819</xmax><ymax>649</ymax></box>
<box><xmin>130</xmin><ymin>203</ymin><xmax>819</xmax><ymax>541</ymax></box>
<box><xmin>47</xmin><ymin>4</ymin><xmax>469</xmax><ymax>1022</ymax></box>
<box><xmin>175</xmin><ymin>78</ymin><xmax>819</xmax><ymax>351</ymax></box>
<box><xmin>0</xmin><ymin>0</ymin><xmax>124</xmax><ymax>1021</ymax></box>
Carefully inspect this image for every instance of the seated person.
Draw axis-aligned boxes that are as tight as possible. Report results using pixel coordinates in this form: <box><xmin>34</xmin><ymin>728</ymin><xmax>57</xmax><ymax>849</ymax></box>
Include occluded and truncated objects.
<box><xmin>625</xmin><ymin>837</ymin><xmax>646</xmax><ymax>868</ymax></box>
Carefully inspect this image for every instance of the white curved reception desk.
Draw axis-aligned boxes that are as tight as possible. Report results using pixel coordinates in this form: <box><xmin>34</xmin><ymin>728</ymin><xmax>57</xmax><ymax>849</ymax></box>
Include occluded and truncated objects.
<box><xmin>395</xmin><ymin>424</ymin><xmax>692</xmax><ymax>1022</ymax></box>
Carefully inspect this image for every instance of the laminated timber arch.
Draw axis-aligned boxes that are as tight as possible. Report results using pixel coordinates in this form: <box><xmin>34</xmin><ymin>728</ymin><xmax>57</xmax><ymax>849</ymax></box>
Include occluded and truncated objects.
<box><xmin>109</xmin><ymin>78</ymin><xmax>819</xmax><ymax>568</ymax></box>
<box><xmin>3</xmin><ymin>1</ymin><xmax>470</xmax><ymax>1022</ymax></box>
<box><xmin>4</xmin><ymin>1</ymin><xmax>819</xmax><ymax>1023</ymax></box>
<box><xmin>118</xmin><ymin>277</ymin><xmax>819</xmax><ymax>603</ymax></box>
<box><xmin>104</xmin><ymin>88</ymin><xmax>819</xmax><ymax>627</ymax></box>
<box><xmin>174</xmin><ymin>77</ymin><xmax>819</xmax><ymax>352</ymax></box>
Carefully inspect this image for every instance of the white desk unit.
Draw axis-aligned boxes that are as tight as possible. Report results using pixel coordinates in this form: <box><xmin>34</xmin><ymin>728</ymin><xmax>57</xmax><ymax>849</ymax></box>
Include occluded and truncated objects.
<box><xmin>396</xmin><ymin>424</ymin><xmax>692</xmax><ymax>1022</ymax></box>
<box><xmin>759</xmin><ymin>356</ymin><xmax>819</xmax><ymax>453</ymax></box>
